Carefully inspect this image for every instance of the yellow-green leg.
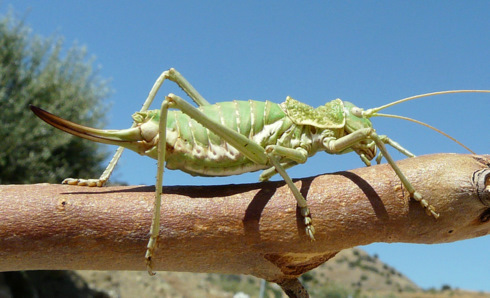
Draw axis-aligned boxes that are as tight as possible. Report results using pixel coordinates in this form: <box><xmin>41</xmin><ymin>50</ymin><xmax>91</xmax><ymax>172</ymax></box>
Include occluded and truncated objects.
<box><xmin>62</xmin><ymin>68</ymin><xmax>209</xmax><ymax>187</ymax></box>
<box><xmin>323</xmin><ymin>128</ymin><xmax>438</xmax><ymax>218</ymax></box>
<box><xmin>144</xmin><ymin>94</ymin><xmax>318</xmax><ymax>273</ymax></box>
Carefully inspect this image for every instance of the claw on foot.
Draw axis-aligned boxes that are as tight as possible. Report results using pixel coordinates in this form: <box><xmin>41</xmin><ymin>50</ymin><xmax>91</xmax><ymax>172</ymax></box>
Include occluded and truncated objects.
<box><xmin>62</xmin><ymin>178</ymin><xmax>106</xmax><ymax>187</ymax></box>
<box><xmin>146</xmin><ymin>237</ymin><xmax>158</xmax><ymax>276</ymax></box>
<box><xmin>306</xmin><ymin>225</ymin><xmax>316</xmax><ymax>241</ymax></box>
<box><xmin>426</xmin><ymin>206</ymin><xmax>440</xmax><ymax>219</ymax></box>
<box><xmin>412</xmin><ymin>191</ymin><xmax>440</xmax><ymax>219</ymax></box>
<box><xmin>300</xmin><ymin>207</ymin><xmax>316</xmax><ymax>241</ymax></box>
<box><xmin>145</xmin><ymin>248</ymin><xmax>156</xmax><ymax>276</ymax></box>
<box><xmin>145</xmin><ymin>256</ymin><xmax>156</xmax><ymax>276</ymax></box>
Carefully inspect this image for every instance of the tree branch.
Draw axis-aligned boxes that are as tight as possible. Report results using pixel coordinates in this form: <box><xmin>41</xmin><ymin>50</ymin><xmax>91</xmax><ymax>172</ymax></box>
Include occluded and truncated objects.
<box><xmin>1</xmin><ymin>154</ymin><xmax>489</xmax><ymax>296</ymax></box>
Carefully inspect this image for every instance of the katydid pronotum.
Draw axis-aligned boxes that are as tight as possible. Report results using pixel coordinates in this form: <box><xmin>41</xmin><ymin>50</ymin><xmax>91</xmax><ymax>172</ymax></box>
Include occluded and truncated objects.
<box><xmin>30</xmin><ymin>68</ymin><xmax>490</xmax><ymax>275</ymax></box>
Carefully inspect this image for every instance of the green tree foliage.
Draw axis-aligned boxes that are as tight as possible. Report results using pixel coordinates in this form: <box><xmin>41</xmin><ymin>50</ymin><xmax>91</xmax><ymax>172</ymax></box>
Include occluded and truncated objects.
<box><xmin>0</xmin><ymin>12</ymin><xmax>111</xmax><ymax>184</ymax></box>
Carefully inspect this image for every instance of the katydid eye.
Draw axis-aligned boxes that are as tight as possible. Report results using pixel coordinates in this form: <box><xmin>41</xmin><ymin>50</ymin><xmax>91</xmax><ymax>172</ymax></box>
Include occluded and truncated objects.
<box><xmin>351</xmin><ymin>107</ymin><xmax>364</xmax><ymax>117</ymax></box>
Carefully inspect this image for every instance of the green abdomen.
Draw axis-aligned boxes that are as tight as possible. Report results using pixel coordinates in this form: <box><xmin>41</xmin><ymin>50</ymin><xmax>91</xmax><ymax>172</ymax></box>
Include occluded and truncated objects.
<box><xmin>159</xmin><ymin>100</ymin><xmax>292</xmax><ymax>177</ymax></box>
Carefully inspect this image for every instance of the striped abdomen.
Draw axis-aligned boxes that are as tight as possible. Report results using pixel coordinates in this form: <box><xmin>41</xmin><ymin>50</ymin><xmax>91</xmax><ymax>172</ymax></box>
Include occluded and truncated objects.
<box><xmin>163</xmin><ymin>100</ymin><xmax>294</xmax><ymax>177</ymax></box>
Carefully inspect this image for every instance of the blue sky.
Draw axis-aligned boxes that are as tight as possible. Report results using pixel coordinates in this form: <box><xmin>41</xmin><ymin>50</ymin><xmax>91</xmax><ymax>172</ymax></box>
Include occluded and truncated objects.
<box><xmin>5</xmin><ymin>1</ymin><xmax>489</xmax><ymax>292</ymax></box>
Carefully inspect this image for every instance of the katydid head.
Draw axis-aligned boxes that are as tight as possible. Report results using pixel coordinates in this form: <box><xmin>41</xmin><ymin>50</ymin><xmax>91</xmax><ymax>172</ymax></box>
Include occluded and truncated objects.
<box><xmin>342</xmin><ymin>101</ymin><xmax>373</xmax><ymax>132</ymax></box>
<box><xmin>348</xmin><ymin>90</ymin><xmax>490</xmax><ymax>155</ymax></box>
<box><xmin>341</xmin><ymin>101</ymin><xmax>378</xmax><ymax>162</ymax></box>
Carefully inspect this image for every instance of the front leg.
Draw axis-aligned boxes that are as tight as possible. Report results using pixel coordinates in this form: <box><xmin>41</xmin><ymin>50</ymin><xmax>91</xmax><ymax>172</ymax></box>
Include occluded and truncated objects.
<box><xmin>374</xmin><ymin>134</ymin><xmax>415</xmax><ymax>164</ymax></box>
<box><xmin>370</xmin><ymin>133</ymin><xmax>439</xmax><ymax>218</ymax></box>
<box><xmin>324</xmin><ymin>128</ymin><xmax>439</xmax><ymax>219</ymax></box>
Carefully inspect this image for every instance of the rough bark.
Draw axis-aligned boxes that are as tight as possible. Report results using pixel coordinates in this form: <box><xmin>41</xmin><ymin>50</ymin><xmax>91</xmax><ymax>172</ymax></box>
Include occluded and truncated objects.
<box><xmin>1</xmin><ymin>154</ymin><xmax>489</xmax><ymax>297</ymax></box>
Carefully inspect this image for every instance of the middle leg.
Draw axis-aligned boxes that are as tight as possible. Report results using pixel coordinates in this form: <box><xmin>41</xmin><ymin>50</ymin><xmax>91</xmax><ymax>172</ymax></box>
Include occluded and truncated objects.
<box><xmin>163</xmin><ymin>94</ymin><xmax>316</xmax><ymax>239</ymax></box>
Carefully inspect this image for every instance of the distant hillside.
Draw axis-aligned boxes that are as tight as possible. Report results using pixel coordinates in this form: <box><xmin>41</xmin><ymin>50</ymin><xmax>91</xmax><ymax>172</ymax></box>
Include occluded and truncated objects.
<box><xmin>1</xmin><ymin>248</ymin><xmax>488</xmax><ymax>297</ymax></box>
<box><xmin>302</xmin><ymin>248</ymin><xmax>420</xmax><ymax>295</ymax></box>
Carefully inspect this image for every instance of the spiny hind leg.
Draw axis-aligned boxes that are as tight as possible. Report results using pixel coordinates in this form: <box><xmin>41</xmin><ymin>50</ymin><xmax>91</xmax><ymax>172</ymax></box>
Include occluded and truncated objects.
<box><xmin>145</xmin><ymin>98</ymin><xmax>172</xmax><ymax>276</ymax></box>
<box><xmin>62</xmin><ymin>69</ymin><xmax>209</xmax><ymax>187</ymax></box>
<box><xmin>144</xmin><ymin>70</ymin><xmax>212</xmax><ymax>274</ymax></box>
<box><xmin>144</xmin><ymin>70</ymin><xmax>213</xmax><ymax>274</ymax></box>
<box><xmin>63</xmin><ymin>146</ymin><xmax>125</xmax><ymax>187</ymax></box>
<box><xmin>62</xmin><ymin>71</ymin><xmax>168</xmax><ymax>186</ymax></box>
<box><xmin>146</xmin><ymin>74</ymin><xmax>268</xmax><ymax>272</ymax></box>
<box><xmin>144</xmin><ymin>93</ymin><xmax>271</xmax><ymax>274</ymax></box>
<box><xmin>163</xmin><ymin>68</ymin><xmax>210</xmax><ymax>106</ymax></box>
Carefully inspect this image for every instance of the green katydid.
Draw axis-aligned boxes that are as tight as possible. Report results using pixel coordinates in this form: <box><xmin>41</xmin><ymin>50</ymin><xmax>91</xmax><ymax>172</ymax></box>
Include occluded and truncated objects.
<box><xmin>30</xmin><ymin>68</ymin><xmax>490</xmax><ymax>275</ymax></box>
